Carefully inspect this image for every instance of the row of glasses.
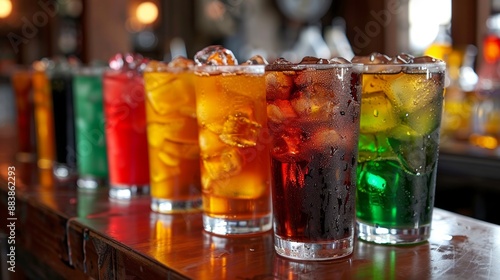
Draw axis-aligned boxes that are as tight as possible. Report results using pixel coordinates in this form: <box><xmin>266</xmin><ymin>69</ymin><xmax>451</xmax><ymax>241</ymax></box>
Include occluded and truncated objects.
<box><xmin>13</xmin><ymin>47</ymin><xmax>446</xmax><ymax>261</ymax></box>
<box><xmin>140</xmin><ymin>46</ymin><xmax>446</xmax><ymax>260</ymax></box>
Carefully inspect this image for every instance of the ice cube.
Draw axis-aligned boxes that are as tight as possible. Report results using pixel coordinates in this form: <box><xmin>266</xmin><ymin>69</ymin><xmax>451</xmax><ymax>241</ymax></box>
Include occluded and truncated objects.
<box><xmin>150</xmin><ymin>155</ymin><xmax>180</xmax><ymax>182</ymax></box>
<box><xmin>298</xmin><ymin>56</ymin><xmax>329</xmax><ymax>64</ymax></box>
<box><xmin>194</xmin><ymin>45</ymin><xmax>238</xmax><ymax>66</ymax></box>
<box><xmin>360</xmin><ymin>91</ymin><xmax>398</xmax><ymax>133</ymax></box>
<box><xmin>219</xmin><ymin>113</ymin><xmax>262</xmax><ymax>147</ymax></box>
<box><xmin>168</xmin><ymin>56</ymin><xmax>195</xmax><ymax>68</ymax></box>
<box><xmin>267</xmin><ymin>100</ymin><xmax>298</xmax><ymax>124</ymax></box>
<box><xmin>352</xmin><ymin>53</ymin><xmax>390</xmax><ymax>64</ymax></box>
<box><xmin>145</xmin><ymin>76</ymin><xmax>191</xmax><ymax>115</ymax></box>
<box><xmin>147</xmin><ymin>119</ymin><xmax>185</xmax><ymax>146</ymax></box>
<box><xmin>242</xmin><ymin>55</ymin><xmax>268</xmax><ymax>65</ymax></box>
<box><xmin>362</xmin><ymin>74</ymin><xmax>390</xmax><ymax>94</ymax></box>
<box><xmin>147</xmin><ymin>123</ymin><xmax>166</xmax><ymax>148</ymax></box>
<box><xmin>387</xmin><ymin>74</ymin><xmax>440</xmax><ymax>113</ymax></box>
<box><xmin>271</xmin><ymin>57</ymin><xmax>293</xmax><ymax>65</ymax></box>
<box><xmin>387</xmin><ymin>126</ymin><xmax>435</xmax><ymax>175</ymax></box>
<box><xmin>306</xmin><ymin>128</ymin><xmax>341</xmax><ymax>152</ymax></box>
<box><xmin>290</xmin><ymin>90</ymin><xmax>335</xmax><ymax>119</ymax></box>
<box><xmin>403</xmin><ymin>105</ymin><xmax>442</xmax><ymax>136</ymax></box>
<box><xmin>109</xmin><ymin>53</ymin><xmax>148</xmax><ymax>72</ymax></box>
<box><xmin>199</xmin><ymin>127</ymin><xmax>225</xmax><ymax>153</ymax></box>
<box><xmin>294</xmin><ymin>68</ymin><xmax>333</xmax><ymax>89</ymax></box>
<box><xmin>328</xmin><ymin>57</ymin><xmax>351</xmax><ymax>64</ymax></box>
<box><xmin>412</xmin><ymin>56</ymin><xmax>442</xmax><ymax>64</ymax></box>
<box><xmin>209</xmin><ymin>173</ymin><xmax>267</xmax><ymax>198</ymax></box>
<box><xmin>265</xmin><ymin>71</ymin><xmax>294</xmax><ymax>100</ymax></box>
<box><xmin>202</xmin><ymin>148</ymin><xmax>242</xmax><ymax>180</ymax></box>
<box><xmin>161</xmin><ymin>138</ymin><xmax>199</xmax><ymax>159</ymax></box>
<box><xmin>391</xmin><ymin>53</ymin><xmax>414</xmax><ymax>64</ymax></box>
<box><xmin>159</xmin><ymin>151</ymin><xmax>180</xmax><ymax>166</ymax></box>
<box><xmin>357</xmin><ymin>133</ymin><xmax>397</xmax><ymax>162</ymax></box>
<box><xmin>270</xmin><ymin>126</ymin><xmax>308</xmax><ymax>162</ymax></box>
<box><xmin>357</xmin><ymin>160</ymin><xmax>402</xmax><ymax>194</ymax></box>
<box><xmin>265</xmin><ymin>58</ymin><xmax>294</xmax><ymax>72</ymax></box>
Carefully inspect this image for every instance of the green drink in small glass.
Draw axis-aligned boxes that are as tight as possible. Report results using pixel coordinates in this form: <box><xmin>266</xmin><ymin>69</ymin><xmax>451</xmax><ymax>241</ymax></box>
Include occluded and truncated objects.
<box><xmin>73</xmin><ymin>67</ymin><xmax>109</xmax><ymax>188</ymax></box>
<box><xmin>353</xmin><ymin>54</ymin><xmax>446</xmax><ymax>244</ymax></box>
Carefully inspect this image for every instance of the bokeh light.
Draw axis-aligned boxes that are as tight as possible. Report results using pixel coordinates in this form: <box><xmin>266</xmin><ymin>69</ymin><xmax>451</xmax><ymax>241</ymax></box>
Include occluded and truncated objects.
<box><xmin>0</xmin><ymin>0</ymin><xmax>12</xmax><ymax>18</ymax></box>
<box><xmin>136</xmin><ymin>2</ymin><xmax>158</xmax><ymax>25</ymax></box>
<box><xmin>409</xmin><ymin>0</ymin><xmax>452</xmax><ymax>54</ymax></box>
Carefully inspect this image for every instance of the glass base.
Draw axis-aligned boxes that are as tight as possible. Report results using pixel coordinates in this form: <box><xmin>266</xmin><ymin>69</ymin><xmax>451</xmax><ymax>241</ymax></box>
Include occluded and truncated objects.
<box><xmin>274</xmin><ymin>235</ymin><xmax>353</xmax><ymax>261</ymax></box>
<box><xmin>53</xmin><ymin>163</ymin><xmax>76</xmax><ymax>180</ymax></box>
<box><xmin>356</xmin><ymin>221</ymin><xmax>431</xmax><ymax>245</ymax></box>
<box><xmin>151</xmin><ymin>197</ymin><xmax>202</xmax><ymax>213</ymax></box>
<box><xmin>77</xmin><ymin>176</ymin><xmax>107</xmax><ymax>190</ymax></box>
<box><xmin>203</xmin><ymin>214</ymin><xmax>272</xmax><ymax>236</ymax></box>
<box><xmin>109</xmin><ymin>184</ymin><xmax>150</xmax><ymax>200</ymax></box>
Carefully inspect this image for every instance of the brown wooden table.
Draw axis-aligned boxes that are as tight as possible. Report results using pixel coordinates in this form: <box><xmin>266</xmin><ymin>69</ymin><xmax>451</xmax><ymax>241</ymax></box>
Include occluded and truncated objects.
<box><xmin>1</xmin><ymin>126</ymin><xmax>500</xmax><ymax>280</ymax></box>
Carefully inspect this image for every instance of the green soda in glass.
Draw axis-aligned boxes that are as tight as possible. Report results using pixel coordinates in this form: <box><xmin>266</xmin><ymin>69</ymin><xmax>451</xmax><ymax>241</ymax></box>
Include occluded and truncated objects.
<box><xmin>353</xmin><ymin>54</ymin><xmax>446</xmax><ymax>245</ymax></box>
<box><xmin>73</xmin><ymin>67</ymin><xmax>109</xmax><ymax>188</ymax></box>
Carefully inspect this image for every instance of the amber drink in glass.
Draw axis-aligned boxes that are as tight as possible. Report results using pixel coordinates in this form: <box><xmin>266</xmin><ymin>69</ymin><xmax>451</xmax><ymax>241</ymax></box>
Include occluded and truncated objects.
<box><xmin>32</xmin><ymin>60</ymin><xmax>56</xmax><ymax>171</ymax></box>
<box><xmin>193</xmin><ymin>46</ymin><xmax>272</xmax><ymax>235</ymax></box>
<box><xmin>144</xmin><ymin>58</ymin><xmax>202</xmax><ymax>213</ymax></box>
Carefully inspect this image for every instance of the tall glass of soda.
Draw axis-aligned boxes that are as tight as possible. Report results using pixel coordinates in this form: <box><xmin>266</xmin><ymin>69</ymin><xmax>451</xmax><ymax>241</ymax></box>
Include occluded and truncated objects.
<box><xmin>73</xmin><ymin>66</ymin><xmax>109</xmax><ymax>189</ymax></box>
<box><xmin>353</xmin><ymin>53</ymin><xmax>446</xmax><ymax>244</ymax></box>
<box><xmin>32</xmin><ymin>59</ymin><xmax>56</xmax><ymax>173</ymax></box>
<box><xmin>193</xmin><ymin>46</ymin><xmax>272</xmax><ymax>235</ymax></box>
<box><xmin>103</xmin><ymin>53</ymin><xmax>150</xmax><ymax>199</ymax></box>
<box><xmin>144</xmin><ymin>57</ymin><xmax>202</xmax><ymax>213</ymax></box>
<box><xmin>266</xmin><ymin>57</ymin><xmax>362</xmax><ymax>260</ymax></box>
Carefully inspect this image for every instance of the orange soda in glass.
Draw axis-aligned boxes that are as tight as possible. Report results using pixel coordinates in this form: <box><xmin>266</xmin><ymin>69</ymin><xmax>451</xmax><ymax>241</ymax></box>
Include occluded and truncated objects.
<box><xmin>193</xmin><ymin>46</ymin><xmax>272</xmax><ymax>235</ymax></box>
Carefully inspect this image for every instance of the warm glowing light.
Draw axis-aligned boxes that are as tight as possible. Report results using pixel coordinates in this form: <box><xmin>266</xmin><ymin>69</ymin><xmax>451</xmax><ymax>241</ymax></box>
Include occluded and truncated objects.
<box><xmin>0</xmin><ymin>0</ymin><xmax>12</xmax><ymax>18</ymax></box>
<box><xmin>136</xmin><ymin>2</ymin><xmax>158</xmax><ymax>24</ymax></box>
<box><xmin>469</xmin><ymin>134</ymin><xmax>498</xmax><ymax>150</ymax></box>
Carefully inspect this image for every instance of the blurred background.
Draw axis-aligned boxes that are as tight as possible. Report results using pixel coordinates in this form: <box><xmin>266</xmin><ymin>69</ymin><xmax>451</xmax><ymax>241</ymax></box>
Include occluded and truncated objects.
<box><xmin>0</xmin><ymin>0</ymin><xmax>484</xmax><ymax>64</ymax></box>
<box><xmin>1</xmin><ymin>0</ymin><xmax>500</xmax><ymax>224</ymax></box>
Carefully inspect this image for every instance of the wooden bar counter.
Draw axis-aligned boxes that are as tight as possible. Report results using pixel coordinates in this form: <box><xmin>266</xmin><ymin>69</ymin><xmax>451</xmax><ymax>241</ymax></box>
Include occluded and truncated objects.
<box><xmin>1</xmin><ymin>127</ymin><xmax>500</xmax><ymax>279</ymax></box>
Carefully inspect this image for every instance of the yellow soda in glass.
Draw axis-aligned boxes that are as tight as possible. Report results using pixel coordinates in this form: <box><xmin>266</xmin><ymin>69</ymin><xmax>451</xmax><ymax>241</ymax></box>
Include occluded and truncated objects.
<box><xmin>144</xmin><ymin>58</ymin><xmax>202</xmax><ymax>213</ymax></box>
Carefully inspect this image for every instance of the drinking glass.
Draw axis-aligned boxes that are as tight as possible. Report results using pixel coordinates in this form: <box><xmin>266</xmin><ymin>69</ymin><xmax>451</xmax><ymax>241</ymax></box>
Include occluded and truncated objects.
<box><xmin>103</xmin><ymin>53</ymin><xmax>150</xmax><ymax>199</ymax></box>
<box><xmin>354</xmin><ymin>55</ymin><xmax>446</xmax><ymax>244</ymax></box>
<box><xmin>73</xmin><ymin>66</ymin><xmax>109</xmax><ymax>189</ymax></box>
<box><xmin>194</xmin><ymin>64</ymin><xmax>272</xmax><ymax>235</ymax></box>
<box><xmin>47</xmin><ymin>58</ymin><xmax>78</xmax><ymax>179</ymax></box>
<box><xmin>266</xmin><ymin>58</ymin><xmax>362</xmax><ymax>260</ymax></box>
<box><xmin>10</xmin><ymin>66</ymin><xmax>36</xmax><ymax>163</ymax></box>
<box><xmin>143</xmin><ymin>59</ymin><xmax>202</xmax><ymax>213</ymax></box>
<box><xmin>32</xmin><ymin>60</ymin><xmax>56</xmax><ymax>171</ymax></box>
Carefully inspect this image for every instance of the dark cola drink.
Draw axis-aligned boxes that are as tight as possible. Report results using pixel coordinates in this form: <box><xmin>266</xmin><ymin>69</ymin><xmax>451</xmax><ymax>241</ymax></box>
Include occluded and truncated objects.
<box><xmin>266</xmin><ymin>57</ymin><xmax>362</xmax><ymax>260</ymax></box>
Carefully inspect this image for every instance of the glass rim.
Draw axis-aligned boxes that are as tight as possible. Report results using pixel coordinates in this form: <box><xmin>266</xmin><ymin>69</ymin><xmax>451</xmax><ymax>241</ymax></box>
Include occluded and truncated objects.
<box><xmin>360</xmin><ymin>61</ymin><xmax>446</xmax><ymax>73</ymax></box>
<box><xmin>265</xmin><ymin>63</ymin><xmax>364</xmax><ymax>71</ymax></box>
<box><xmin>194</xmin><ymin>64</ymin><xmax>265</xmax><ymax>74</ymax></box>
<box><xmin>144</xmin><ymin>61</ymin><xmax>193</xmax><ymax>73</ymax></box>
<box><xmin>74</xmin><ymin>66</ymin><xmax>110</xmax><ymax>75</ymax></box>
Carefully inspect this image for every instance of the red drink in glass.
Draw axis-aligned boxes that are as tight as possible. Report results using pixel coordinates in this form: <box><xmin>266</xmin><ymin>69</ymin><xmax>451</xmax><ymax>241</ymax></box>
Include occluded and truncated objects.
<box><xmin>103</xmin><ymin>53</ymin><xmax>150</xmax><ymax>199</ymax></box>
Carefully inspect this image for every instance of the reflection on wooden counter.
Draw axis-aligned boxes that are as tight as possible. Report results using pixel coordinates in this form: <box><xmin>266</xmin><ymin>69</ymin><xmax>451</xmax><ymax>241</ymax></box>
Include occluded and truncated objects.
<box><xmin>1</xmin><ymin>158</ymin><xmax>500</xmax><ymax>279</ymax></box>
